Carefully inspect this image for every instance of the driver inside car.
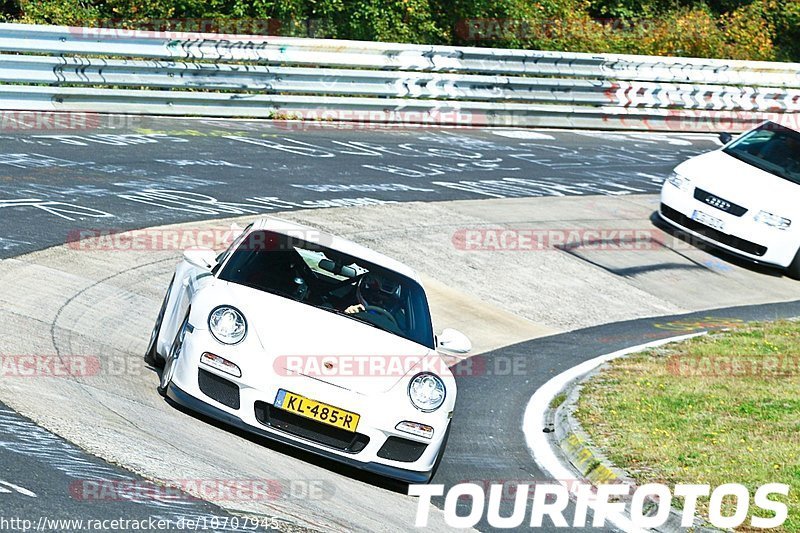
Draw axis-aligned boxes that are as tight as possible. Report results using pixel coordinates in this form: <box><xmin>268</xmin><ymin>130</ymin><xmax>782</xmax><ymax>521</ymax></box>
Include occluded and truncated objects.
<box><xmin>343</xmin><ymin>272</ymin><xmax>408</xmax><ymax>331</ymax></box>
<box><xmin>758</xmin><ymin>132</ymin><xmax>800</xmax><ymax>172</ymax></box>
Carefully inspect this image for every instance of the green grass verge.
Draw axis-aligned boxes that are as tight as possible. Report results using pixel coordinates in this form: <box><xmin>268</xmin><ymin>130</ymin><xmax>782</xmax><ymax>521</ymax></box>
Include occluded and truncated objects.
<box><xmin>575</xmin><ymin>320</ymin><xmax>800</xmax><ymax>531</ymax></box>
<box><xmin>550</xmin><ymin>392</ymin><xmax>568</xmax><ymax>410</ymax></box>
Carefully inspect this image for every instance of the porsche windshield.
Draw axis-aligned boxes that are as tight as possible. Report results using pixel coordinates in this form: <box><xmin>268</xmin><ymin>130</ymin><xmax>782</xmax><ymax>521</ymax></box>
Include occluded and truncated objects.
<box><xmin>217</xmin><ymin>230</ymin><xmax>435</xmax><ymax>348</ymax></box>
<box><xmin>723</xmin><ymin>122</ymin><xmax>800</xmax><ymax>184</ymax></box>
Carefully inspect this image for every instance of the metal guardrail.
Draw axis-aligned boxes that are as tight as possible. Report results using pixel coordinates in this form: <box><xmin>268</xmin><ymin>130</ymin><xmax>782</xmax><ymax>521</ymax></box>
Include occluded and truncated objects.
<box><xmin>0</xmin><ymin>22</ymin><xmax>798</xmax><ymax>130</ymax></box>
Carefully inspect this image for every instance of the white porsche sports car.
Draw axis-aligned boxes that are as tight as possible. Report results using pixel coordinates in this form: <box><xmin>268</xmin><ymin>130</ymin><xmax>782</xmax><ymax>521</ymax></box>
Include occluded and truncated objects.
<box><xmin>659</xmin><ymin>120</ymin><xmax>800</xmax><ymax>278</ymax></box>
<box><xmin>145</xmin><ymin>218</ymin><xmax>471</xmax><ymax>483</ymax></box>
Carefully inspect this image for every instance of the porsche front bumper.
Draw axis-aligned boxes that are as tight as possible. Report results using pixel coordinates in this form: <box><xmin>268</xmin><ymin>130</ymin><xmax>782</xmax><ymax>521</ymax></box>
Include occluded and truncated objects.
<box><xmin>166</xmin><ymin>328</ymin><xmax>452</xmax><ymax>484</ymax></box>
<box><xmin>166</xmin><ymin>383</ymin><xmax>435</xmax><ymax>484</ymax></box>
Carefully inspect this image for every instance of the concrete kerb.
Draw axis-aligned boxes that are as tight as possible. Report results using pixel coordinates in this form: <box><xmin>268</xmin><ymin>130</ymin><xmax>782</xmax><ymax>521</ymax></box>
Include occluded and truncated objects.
<box><xmin>526</xmin><ymin>332</ymin><xmax>727</xmax><ymax>533</ymax></box>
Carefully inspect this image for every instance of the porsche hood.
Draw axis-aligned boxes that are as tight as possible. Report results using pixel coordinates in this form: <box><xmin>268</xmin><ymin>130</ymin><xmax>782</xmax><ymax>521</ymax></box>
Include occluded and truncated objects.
<box><xmin>202</xmin><ymin>281</ymin><xmax>447</xmax><ymax>395</ymax></box>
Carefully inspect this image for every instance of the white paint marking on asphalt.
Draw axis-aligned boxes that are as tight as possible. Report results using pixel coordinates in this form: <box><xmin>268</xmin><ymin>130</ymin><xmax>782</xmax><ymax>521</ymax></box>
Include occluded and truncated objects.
<box><xmin>0</xmin><ymin>480</ymin><xmax>37</xmax><ymax>497</ymax></box>
<box><xmin>0</xmin><ymin>408</ymin><xmax>265</xmax><ymax>530</ymax></box>
<box><xmin>522</xmin><ymin>331</ymin><xmax>707</xmax><ymax>533</ymax></box>
<box><xmin>488</xmin><ymin>129</ymin><xmax>556</xmax><ymax>140</ymax></box>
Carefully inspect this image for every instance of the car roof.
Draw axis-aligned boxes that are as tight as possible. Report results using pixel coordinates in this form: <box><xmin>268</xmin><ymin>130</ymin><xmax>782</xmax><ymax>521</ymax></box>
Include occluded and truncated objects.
<box><xmin>250</xmin><ymin>217</ymin><xmax>422</xmax><ymax>282</ymax></box>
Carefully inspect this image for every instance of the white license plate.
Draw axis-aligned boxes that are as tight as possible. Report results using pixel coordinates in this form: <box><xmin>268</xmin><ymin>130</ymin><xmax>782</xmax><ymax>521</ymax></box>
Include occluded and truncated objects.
<box><xmin>692</xmin><ymin>210</ymin><xmax>726</xmax><ymax>232</ymax></box>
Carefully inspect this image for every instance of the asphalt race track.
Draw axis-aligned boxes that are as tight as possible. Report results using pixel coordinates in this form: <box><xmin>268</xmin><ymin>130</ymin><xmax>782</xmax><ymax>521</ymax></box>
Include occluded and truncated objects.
<box><xmin>1</xmin><ymin>116</ymin><xmax>797</xmax><ymax>532</ymax></box>
<box><xmin>444</xmin><ymin>300</ymin><xmax>800</xmax><ymax>531</ymax></box>
<box><xmin>0</xmin><ymin>405</ymin><xmax>275</xmax><ymax>532</ymax></box>
<box><xmin>0</xmin><ymin>117</ymin><xmax>718</xmax><ymax>258</ymax></box>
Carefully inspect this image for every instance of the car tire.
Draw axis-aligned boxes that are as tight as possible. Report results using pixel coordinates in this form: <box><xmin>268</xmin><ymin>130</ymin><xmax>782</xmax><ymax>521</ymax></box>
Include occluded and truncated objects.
<box><xmin>158</xmin><ymin>312</ymin><xmax>189</xmax><ymax>397</ymax></box>
<box><xmin>144</xmin><ymin>275</ymin><xmax>175</xmax><ymax>368</ymax></box>
<box><xmin>426</xmin><ymin>422</ymin><xmax>452</xmax><ymax>483</ymax></box>
<box><xmin>788</xmin><ymin>248</ymin><xmax>800</xmax><ymax>280</ymax></box>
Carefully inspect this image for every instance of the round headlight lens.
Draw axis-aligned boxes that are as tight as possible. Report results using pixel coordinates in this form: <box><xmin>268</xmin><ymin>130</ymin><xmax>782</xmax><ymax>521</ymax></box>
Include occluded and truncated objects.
<box><xmin>408</xmin><ymin>373</ymin><xmax>446</xmax><ymax>412</ymax></box>
<box><xmin>208</xmin><ymin>306</ymin><xmax>247</xmax><ymax>345</ymax></box>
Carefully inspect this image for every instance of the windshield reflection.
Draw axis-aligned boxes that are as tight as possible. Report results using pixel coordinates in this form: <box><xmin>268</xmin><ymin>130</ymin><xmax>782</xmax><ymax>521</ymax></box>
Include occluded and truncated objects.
<box><xmin>723</xmin><ymin>122</ymin><xmax>800</xmax><ymax>184</ymax></box>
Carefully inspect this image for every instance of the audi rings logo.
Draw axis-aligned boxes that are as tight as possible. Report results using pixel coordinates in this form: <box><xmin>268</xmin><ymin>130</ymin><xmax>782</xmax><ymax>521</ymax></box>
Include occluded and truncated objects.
<box><xmin>705</xmin><ymin>195</ymin><xmax>731</xmax><ymax>211</ymax></box>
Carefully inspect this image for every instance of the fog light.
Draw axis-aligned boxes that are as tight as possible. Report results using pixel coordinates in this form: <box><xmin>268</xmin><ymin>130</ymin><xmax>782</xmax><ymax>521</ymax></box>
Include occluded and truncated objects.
<box><xmin>396</xmin><ymin>421</ymin><xmax>434</xmax><ymax>439</ymax></box>
<box><xmin>200</xmin><ymin>352</ymin><xmax>241</xmax><ymax>378</ymax></box>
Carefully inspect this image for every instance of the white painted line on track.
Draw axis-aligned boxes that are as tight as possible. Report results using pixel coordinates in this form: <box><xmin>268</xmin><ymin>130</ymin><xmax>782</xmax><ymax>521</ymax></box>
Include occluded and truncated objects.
<box><xmin>0</xmin><ymin>480</ymin><xmax>37</xmax><ymax>497</ymax></box>
<box><xmin>488</xmin><ymin>129</ymin><xmax>556</xmax><ymax>140</ymax></box>
<box><xmin>522</xmin><ymin>331</ymin><xmax>707</xmax><ymax>532</ymax></box>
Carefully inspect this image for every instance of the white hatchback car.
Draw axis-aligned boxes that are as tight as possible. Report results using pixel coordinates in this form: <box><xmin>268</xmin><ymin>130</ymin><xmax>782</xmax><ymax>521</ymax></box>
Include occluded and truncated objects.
<box><xmin>145</xmin><ymin>218</ymin><xmax>471</xmax><ymax>483</ymax></box>
<box><xmin>659</xmin><ymin>120</ymin><xmax>800</xmax><ymax>278</ymax></box>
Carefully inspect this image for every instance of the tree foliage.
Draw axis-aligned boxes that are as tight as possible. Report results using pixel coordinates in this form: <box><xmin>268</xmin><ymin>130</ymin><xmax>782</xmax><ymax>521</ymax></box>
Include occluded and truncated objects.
<box><xmin>11</xmin><ymin>0</ymin><xmax>800</xmax><ymax>61</ymax></box>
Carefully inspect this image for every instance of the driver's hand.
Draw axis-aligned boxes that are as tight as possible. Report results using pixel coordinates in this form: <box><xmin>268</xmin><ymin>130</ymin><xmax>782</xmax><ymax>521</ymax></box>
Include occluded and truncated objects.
<box><xmin>344</xmin><ymin>304</ymin><xmax>365</xmax><ymax>314</ymax></box>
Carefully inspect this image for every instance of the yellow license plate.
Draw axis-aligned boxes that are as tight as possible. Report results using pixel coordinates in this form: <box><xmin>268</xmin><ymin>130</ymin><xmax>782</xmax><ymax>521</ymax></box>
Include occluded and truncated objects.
<box><xmin>274</xmin><ymin>389</ymin><xmax>360</xmax><ymax>432</ymax></box>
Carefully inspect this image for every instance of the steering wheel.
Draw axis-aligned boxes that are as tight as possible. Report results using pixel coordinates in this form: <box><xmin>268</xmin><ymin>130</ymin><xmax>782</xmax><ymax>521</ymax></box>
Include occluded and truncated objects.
<box><xmin>362</xmin><ymin>305</ymin><xmax>399</xmax><ymax>328</ymax></box>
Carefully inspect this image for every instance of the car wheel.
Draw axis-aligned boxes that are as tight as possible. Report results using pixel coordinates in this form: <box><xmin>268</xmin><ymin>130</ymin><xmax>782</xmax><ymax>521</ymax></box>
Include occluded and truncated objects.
<box><xmin>788</xmin><ymin>248</ymin><xmax>800</xmax><ymax>280</ymax></box>
<box><xmin>158</xmin><ymin>312</ymin><xmax>189</xmax><ymax>397</ymax></box>
<box><xmin>426</xmin><ymin>422</ymin><xmax>452</xmax><ymax>483</ymax></box>
<box><xmin>145</xmin><ymin>275</ymin><xmax>175</xmax><ymax>368</ymax></box>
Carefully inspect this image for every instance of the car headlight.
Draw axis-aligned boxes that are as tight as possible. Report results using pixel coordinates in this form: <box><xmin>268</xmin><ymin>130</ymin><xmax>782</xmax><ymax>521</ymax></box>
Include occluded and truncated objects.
<box><xmin>408</xmin><ymin>373</ymin><xmax>446</xmax><ymax>412</ymax></box>
<box><xmin>754</xmin><ymin>210</ymin><xmax>792</xmax><ymax>230</ymax></box>
<box><xmin>665</xmin><ymin>171</ymin><xmax>692</xmax><ymax>192</ymax></box>
<box><xmin>208</xmin><ymin>306</ymin><xmax>247</xmax><ymax>345</ymax></box>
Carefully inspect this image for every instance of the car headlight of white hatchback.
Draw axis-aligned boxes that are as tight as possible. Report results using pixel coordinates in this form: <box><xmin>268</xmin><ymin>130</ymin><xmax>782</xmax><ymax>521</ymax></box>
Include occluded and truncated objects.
<box><xmin>665</xmin><ymin>171</ymin><xmax>692</xmax><ymax>192</ymax></box>
<box><xmin>408</xmin><ymin>372</ymin><xmax>446</xmax><ymax>412</ymax></box>
<box><xmin>208</xmin><ymin>306</ymin><xmax>247</xmax><ymax>345</ymax></box>
<box><xmin>754</xmin><ymin>210</ymin><xmax>792</xmax><ymax>230</ymax></box>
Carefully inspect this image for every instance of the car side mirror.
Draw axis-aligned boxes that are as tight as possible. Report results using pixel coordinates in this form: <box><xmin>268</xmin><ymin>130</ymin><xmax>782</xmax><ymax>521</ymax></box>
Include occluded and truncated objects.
<box><xmin>719</xmin><ymin>132</ymin><xmax>732</xmax><ymax>144</ymax></box>
<box><xmin>183</xmin><ymin>248</ymin><xmax>218</xmax><ymax>271</ymax></box>
<box><xmin>437</xmin><ymin>328</ymin><xmax>472</xmax><ymax>354</ymax></box>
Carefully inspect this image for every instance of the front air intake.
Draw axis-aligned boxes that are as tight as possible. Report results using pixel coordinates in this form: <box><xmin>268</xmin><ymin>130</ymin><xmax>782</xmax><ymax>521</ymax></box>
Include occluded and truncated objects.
<box><xmin>198</xmin><ymin>368</ymin><xmax>241</xmax><ymax>410</ymax></box>
<box><xmin>377</xmin><ymin>437</ymin><xmax>427</xmax><ymax>463</ymax></box>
